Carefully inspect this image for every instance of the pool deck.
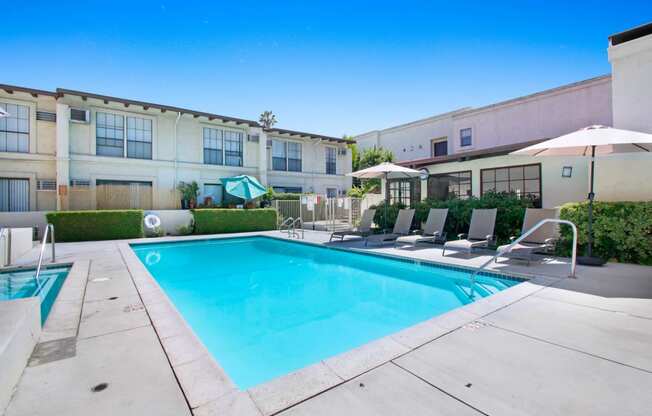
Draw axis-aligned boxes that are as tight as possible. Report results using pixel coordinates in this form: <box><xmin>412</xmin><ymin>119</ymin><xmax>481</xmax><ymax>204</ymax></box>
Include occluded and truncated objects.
<box><xmin>3</xmin><ymin>230</ymin><xmax>652</xmax><ymax>416</ymax></box>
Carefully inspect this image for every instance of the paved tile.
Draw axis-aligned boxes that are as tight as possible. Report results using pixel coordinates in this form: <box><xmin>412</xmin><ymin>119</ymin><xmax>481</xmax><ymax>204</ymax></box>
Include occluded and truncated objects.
<box><xmin>481</xmin><ymin>295</ymin><xmax>652</xmax><ymax>371</ymax></box>
<box><xmin>193</xmin><ymin>391</ymin><xmax>262</xmax><ymax>416</ymax></box>
<box><xmin>324</xmin><ymin>337</ymin><xmax>409</xmax><ymax>380</ymax></box>
<box><xmin>6</xmin><ymin>326</ymin><xmax>190</xmax><ymax>416</ymax></box>
<box><xmin>174</xmin><ymin>355</ymin><xmax>237</xmax><ymax>409</ymax></box>
<box><xmin>281</xmin><ymin>362</ymin><xmax>481</xmax><ymax>416</ymax></box>
<box><xmin>394</xmin><ymin>324</ymin><xmax>652</xmax><ymax>416</ymax></box>
<box><xmin>78</xmin><ymin>295</ymin><xmax>150</xmax><ymax>340</ymax></box>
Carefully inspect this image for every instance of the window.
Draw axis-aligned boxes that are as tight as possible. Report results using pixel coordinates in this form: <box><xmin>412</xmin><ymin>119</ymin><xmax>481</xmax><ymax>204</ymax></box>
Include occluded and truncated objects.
<box><xmin>388</xmin><ymin>178</ymin><xmax>420</xmax><ymax>206</ymax></box>
<box><xmin>325</xmin><ymin>147</ymin><xmax>337</xmax><ymax>175</ymax></box>
<box><xmin>481</xmin><ymin>164</ymin><xmax>542</xmax><ymax>207</ymax></box>
<box><xmin>272</xmin><ymin>186</ymin><xmax>302</xmax><ymax>194</ymax></box>
<box><xmin>272</xmin><ymin>140</ymin><xmax>302</xmax><ymax>172</ymax></box>
<box><xmin>96</xmin><ymin>112</ymin><xmax>125</xmax><ymax>157</ymax></box>
<box><xmin>203</xmin><ymin>127</ymin><xmax>223</xmax><ymax>165</ymax></box>
<box><xmin>126</xmin><ymin>117</ymin><xmax>152</xmax><ymax>159</ymax></box>
<box><xmin>427</xmin><ymin>171</ymin><xmax>472</xmax><ymax>200</ymax></box>
<box><xmin>203</xmin><ymin>183</ymin><xmax>222</xmax><ymax>205</ymax></box>
<box><xmin>0</xmin><ymin>178</ymin><xmax>29</xmax><ymax>212</ymax></box>
<box><xmin>0</xmin><ymin>103</ymin><xmax>29</xmax><ymax>153</ymax></box>
<box><xmin>432</xmin><ymin>138</ymin><xmax>448</xmax><ymax>157</ymax></box>
<box><xmin>460</xmin><ymin>128</ymin><xmax>472</xmax><ymax>147</ymax></box>
<box><xmin>326</xmin><ymin>188</ymin><xmax>338</xmax><ymax>198</ymax></box>
<box><xmin>224</xmin><ymin>130</ymin><xmax>243</xmax><ymax>167</ymax></box>
<box><xmin>287</xmin><ymin>142</ymin><xmax>302</xmax><ymax>172</ymax></box>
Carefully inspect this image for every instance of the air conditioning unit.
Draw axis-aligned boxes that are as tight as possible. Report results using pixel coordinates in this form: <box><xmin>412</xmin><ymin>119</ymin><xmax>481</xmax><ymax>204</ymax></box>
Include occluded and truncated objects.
<box><xmin>338</xmin><ymin>148</ymin><xmax>347</xmax><ymax>156</ymax></box>
<box><xmin>70</xmin><ymin>108</ymin><xmax>90</xmax><ymax>123</ymax></box>
<box><xmin>247</xmin><ymin>134</ymin><xmax>260</xmax><ymax>143</ymax></box>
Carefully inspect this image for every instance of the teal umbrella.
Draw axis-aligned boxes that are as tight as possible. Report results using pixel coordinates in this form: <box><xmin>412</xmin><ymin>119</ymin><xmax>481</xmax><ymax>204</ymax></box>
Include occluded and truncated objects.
<box><xmin>220</xmin><ymin>175</ymin><xmax>267</xmax><ymax>201</ymax></box>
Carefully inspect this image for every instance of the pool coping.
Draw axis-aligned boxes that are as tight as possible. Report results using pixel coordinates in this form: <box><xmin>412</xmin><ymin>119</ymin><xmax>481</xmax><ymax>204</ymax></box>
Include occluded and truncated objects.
<box><xmin>118</xmin><ymin>233</ymin><xmax>564</xmax><ymax>415</ymax></box>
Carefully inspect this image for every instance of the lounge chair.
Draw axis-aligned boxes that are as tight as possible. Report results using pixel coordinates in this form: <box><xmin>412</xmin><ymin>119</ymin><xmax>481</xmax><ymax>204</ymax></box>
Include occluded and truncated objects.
<box><xmin>329</xmin><ymin>209</ymin><xmax>376</xmax><ymax>242</ymax></box>
<box><xmin>442</xmin><ymin>208</ymin><xmax>497</xmax><ymax>256</ymax></box>
<box><xmin>395</xmin><ymin>208</ymin><xmax>448</xmax><ymax>247</ymax></box>
<box><xmin>495</xmin><ymin>208</ymin><xmax>558</xmax><ymax>265</ymax></box>
<box><xmin>365</xmin><ymin>209</ymin><xmax>415</xmax><ymax>246</ymax></box>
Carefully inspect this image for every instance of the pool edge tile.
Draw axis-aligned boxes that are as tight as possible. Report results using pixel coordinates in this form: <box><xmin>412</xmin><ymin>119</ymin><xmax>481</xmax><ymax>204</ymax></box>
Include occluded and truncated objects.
<box><xmin>323</xmin><ymin>336</ymin><xmax>410</xmax><ymax>381</ymax></box>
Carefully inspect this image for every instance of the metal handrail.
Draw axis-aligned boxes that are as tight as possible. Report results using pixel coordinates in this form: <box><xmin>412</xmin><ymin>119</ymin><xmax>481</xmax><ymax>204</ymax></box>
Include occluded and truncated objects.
<box><xmin>467</xmin><ymin>219</ymin><xmax>578</xmax><ymax>299</ymax></box>
<box><xmin>0</xmin><ymin>228</ymin><xmax>9</xmax><ymax>267</ymax></box>
<box><xmin>291</xmin><ymin>217</ymin><xmax>304</xmax><ymax>239</ymax></box>
<box><xmin>279</xmin><ymin>217</ymin><xmax>295</xmax><ymax>237</ymax></box>
<box><xmin>34</xmin><ymin>223</ymin><xmax>56</xmax><ymax>287</ymax></box>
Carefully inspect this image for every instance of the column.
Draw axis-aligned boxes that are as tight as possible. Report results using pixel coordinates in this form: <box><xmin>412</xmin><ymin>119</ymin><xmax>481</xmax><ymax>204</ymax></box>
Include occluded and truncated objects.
<box><xmin>55</xmin><ymin>103</ymin><xmax>70</xmax><ymax>211</ymax></box>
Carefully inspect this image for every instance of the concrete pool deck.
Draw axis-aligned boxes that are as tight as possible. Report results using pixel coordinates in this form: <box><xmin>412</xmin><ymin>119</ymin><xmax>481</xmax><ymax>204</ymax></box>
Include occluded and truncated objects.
<box><xmin>3</xmin><ymin>230</ymin><xmax>652</xmax><ymax>415</ymax></box>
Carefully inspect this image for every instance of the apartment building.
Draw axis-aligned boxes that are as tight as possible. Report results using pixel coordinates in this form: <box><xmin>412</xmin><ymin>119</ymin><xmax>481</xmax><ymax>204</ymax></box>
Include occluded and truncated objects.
<box><xmin>0</xmin><ymin>87</ymin><xmax>352</xmax><ymax>212</ymax></box>
<box><xmin>355</xmin><ymin>24</ymin><xmax>652</xmax><ymax>209</ymax></box>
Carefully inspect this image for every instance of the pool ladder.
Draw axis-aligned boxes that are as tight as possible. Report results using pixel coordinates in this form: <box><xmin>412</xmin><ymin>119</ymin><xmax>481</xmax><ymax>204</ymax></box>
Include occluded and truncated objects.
<box><xmin>34</xmin><ymin>224</ymin><xmax>56</xmax><ymax>287</ymax></box>
<box><xmin>279</xmin><ymin>217</ymin><xmax>304</xmax><ymax>239</ymax></box>
<box><xmin>466</xmin><ymin>219</ymin><xmax>578</xmax><ymax>300</ymax></box>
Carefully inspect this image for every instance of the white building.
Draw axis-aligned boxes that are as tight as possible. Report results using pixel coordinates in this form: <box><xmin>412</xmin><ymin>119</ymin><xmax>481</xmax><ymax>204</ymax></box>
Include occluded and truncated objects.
<box><xmin>354</xmin><ymin>23</ymin><xmax>652</xmax><ymax>209</ymax></box>
<box><xmin>0</xmin><ymin>87</ymin><xmax>352</xmax><ymax>212</ymax></box>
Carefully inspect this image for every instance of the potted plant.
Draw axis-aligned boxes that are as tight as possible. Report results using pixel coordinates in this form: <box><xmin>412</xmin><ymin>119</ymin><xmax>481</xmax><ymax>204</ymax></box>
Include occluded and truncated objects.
<box><xmin>177</xmin><ymin>181</ymin><xmax>200</xmax><ymax>209</ymax></box>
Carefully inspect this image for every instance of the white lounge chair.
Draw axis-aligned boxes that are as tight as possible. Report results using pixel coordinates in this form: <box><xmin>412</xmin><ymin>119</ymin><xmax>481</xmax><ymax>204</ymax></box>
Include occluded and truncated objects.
<box><xmin>442</xmin><ymin>208</ymin><xmax>497</xmax><ymax>256</ymax></box>
<box><xmin>329</xmin><ymin>209</ymin><xmax>376</xmax><ymax>242</ymax></box>
<box><xmin>395</xmin><ymin>208</ymin><xmax>448</xmax><ymax>247</ymax></box>
<box><xmin>496</xmin><ymin>208</ymin><xmax>558</xmax><ymax>265</ymax></box>
<box><xmin>365</xmin><ymin>209</ymin><xmax>415</xmax><ymax>246</ymax></box>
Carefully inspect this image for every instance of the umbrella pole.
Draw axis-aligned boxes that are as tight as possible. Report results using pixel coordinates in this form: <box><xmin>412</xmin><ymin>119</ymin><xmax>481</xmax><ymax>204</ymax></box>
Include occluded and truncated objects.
<box><xmin>587</xmin><ymin>145</ymin><xmax>596</xmax><ymax>258</ymax></box>
<box><xmin>384</xmin><ymin>172</ymin><xmax>388</xmax><ymax>232</ymax></box>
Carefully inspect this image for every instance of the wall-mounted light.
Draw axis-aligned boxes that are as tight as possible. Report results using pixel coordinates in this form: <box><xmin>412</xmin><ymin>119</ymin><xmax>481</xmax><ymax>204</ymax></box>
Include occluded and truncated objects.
<box><xmin>562</xmin><ymin>166</ymin><xmax>573</xmax><ymax>178</ymax></box>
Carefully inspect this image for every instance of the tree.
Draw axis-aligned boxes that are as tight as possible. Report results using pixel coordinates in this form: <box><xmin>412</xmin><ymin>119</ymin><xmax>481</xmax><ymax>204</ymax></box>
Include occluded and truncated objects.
<box><xmin>343</xmin><ymin>141</ymin><xmax>394</xmax><ymax>194</ymax></box>
<box><xmin>259</xmin><ymin>111</ymin><xmax>277</xmax><ymax>128</ymax></box>
<box><xmin>358</xmin><ymin>146</ymin><xmax>394</xmax><ymax>170</ymax></box>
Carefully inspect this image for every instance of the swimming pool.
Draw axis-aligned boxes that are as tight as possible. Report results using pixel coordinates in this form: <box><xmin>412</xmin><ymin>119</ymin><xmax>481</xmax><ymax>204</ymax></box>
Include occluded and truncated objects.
<box><xmin>132</xmin><ymin>236</ymin><xmax>521</xmax><ymax>389</ymax></box>
<box><xmin>0</xmin><ymin>266</ymin><xmax>70</xmax><ymax>324</ymax></box>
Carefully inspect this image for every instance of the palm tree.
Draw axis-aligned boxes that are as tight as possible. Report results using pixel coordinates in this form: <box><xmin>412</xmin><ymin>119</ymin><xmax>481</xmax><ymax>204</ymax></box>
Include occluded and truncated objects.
<box><xmin>259</xmin><ymin>111</ymin><xmax>277</xmax><ymax>128</ymax></box>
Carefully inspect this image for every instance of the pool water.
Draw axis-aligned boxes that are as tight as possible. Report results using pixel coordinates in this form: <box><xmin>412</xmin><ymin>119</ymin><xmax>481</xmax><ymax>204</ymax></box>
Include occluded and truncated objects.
<box><xmin>0</xmin><ymin>266</ymin><xmax>70</xmax><ymax>324</ymax></box>
<box><xmin>132</xmin><ymin>237</ymin><xmax>520</xmax><ymax>389</ymax></box>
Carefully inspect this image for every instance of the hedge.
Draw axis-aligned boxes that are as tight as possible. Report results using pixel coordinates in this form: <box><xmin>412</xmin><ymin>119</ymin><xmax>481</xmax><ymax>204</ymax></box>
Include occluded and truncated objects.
<box><xmin>192</xmin><ymin>208</ymin><xmax>278</xmax><ymax>234</ymax></box>
<box><xmin>373</xmin><ymin>192</ymin><xmax>533</xmax><ymax>244</ymax></box>
<box><xmin>271</xmin><ymin>193</ymin><xmax>302</xmax><ymax>201</ymax></box>
<box><xmin>45</xmin><ymin>210</ymin><xmax>144</xmax><ymax>242</ymax></box>
<box><xmin>558</xmin><ymin>201</ymin><xmax>652</xmax><ymax>265</ymax></box>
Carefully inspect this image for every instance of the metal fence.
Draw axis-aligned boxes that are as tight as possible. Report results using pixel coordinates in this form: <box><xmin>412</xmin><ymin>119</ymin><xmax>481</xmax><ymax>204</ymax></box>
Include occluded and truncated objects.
<box><xmin>273</xmin><ymin>195</ymin><xmax>378</xmax><ymax>231</ymax></box>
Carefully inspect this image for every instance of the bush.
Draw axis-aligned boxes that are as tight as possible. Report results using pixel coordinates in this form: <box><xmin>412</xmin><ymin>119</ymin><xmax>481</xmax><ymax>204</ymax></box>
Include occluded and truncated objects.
<box><xmin>372</xmin><ymin>202</ymin><xmax>407</xmax><ymax>231</ymax></box>
<box><xmin>271</xmin><ymin>193</ymin><xmax>302</xmax><ymax>201</ymax></box>
<box><xmin>374</xmin><ymin>192</ymin><xmax>533</xmax><ymax>244</ymax></box>
<box><xmin>192</xmin><ymin>208</ymin><xmax>278</xmax><ymax>234</ymax></box>
<box><xmin>46</xmin><ymin>210</ymin><xmax>144</xmax><ymax>242</ymax></box>
<box><xmin>558</xmin><ymin>201</ymin><xmax>652</xmax><ymax>265</ymax></box>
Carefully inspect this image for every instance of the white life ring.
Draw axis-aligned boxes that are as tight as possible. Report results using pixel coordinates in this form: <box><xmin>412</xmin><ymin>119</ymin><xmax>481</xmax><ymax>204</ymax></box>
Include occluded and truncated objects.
<box><xmin>144</xmin><ymin>214</ymin><xmax>161</xmax><ymax>230</ymax></box>
<box><xmin>145</xmin><ymin>251</ymin><xmax>161</xmax><ymax>266</ymax></box>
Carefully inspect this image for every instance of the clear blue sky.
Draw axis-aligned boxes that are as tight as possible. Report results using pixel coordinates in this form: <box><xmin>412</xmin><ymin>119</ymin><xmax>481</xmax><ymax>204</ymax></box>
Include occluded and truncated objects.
<box><xmin>2</xmin><ymin>1</ymin><xmax>650</xmax><ymax>137</ymax></box>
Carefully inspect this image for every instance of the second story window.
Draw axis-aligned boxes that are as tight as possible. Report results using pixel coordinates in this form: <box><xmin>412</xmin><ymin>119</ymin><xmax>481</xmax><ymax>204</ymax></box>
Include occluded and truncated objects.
<box><xmin>0</xmin><ymin>102</ymin><xmax>29</xmax><ymax>153</ymax></box>
<box><xmin>325</xmin><ymin>147</ymin><xmax>337</xmax><ymax>175</ymax></box>
<box><xmin>224</xmin><ymin>131</ymin><xmax>243</xmax><ymax>167</ymax></box>
<box><xmin>203</xmin><ymin>127</ymin><xmax>223</xmax><ymax>165</ymax></box>
<box><xmin>287</xmin><ymin>142</ymin><xmax>302</xmax><ymax>172</ymax></box>
<box><xmin>96</xmin><ymin>112</ymin><xmax>125</xmax><ymax>157</ymax></box>
<box><xmin>460</xmin><ymin>128</ymin><xmax>472</xmax><ymax>147</ymax></box>
<box><xmin>126</xmin><ymin>117</ymin><xmax>152</xmax><ymax>159</ymax></box>
<box><xmin>272</xmin><ymin>139</ymin><xmax>302</xmax><ymax>172</ymax></box>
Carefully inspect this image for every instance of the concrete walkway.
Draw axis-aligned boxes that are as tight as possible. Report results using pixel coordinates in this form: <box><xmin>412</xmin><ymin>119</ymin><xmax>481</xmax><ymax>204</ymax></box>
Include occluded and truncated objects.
<box><xmin>3</xmin><ymin>230</ymin><xmax>652</xmax><ymax>415</ymax></box>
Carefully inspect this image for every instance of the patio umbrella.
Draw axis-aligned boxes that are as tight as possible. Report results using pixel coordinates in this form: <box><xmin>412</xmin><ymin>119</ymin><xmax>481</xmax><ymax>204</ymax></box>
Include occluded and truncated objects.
<box><xmin>347</xmin><ymin>162</ymin><xmax>421</xmax><ymax>229</ymax></box>
<box><xmin>220</xmin><ymin>175</ymin><xmax>267</xmax><ymax>202</ymax></box>
<box><xmin>512</xmin><ymin>125</ymin><xmax>652</xmax><ymax>265</ymax></box>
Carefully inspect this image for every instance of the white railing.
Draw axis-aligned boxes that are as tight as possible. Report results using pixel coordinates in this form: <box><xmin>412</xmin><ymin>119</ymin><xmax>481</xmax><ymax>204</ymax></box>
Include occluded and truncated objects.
<box><xmin>279</xmin><ymin>217</ymin><xmax>295</xmax><ymax>237</ymax></box>
<box><xmin>34</xmin><ymin>223</ymin><xmax>56</xmax><ymax>287</ymax></box>
<box><xmin>467</xmin><ymin>219</ymin><xmax>578</xmax><ymax>299</ymax></box>
<box><xmin>291</xmin><ymin>217</ymin><xmax>304</xmax><ymax>239</ymax></box>
<box><xmin>0</xmin><ymin>228</ymin><xmax>9</xmax><ymax>267</ymax></box>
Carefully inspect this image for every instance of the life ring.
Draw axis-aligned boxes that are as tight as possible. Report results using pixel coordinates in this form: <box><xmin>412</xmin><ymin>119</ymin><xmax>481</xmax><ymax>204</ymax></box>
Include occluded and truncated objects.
<box><xmin>144</xmin><ymin>214</ymin><xmax>162</xmax><ymax>230</ymax></box>
<box><xmin>145</xmin><ymin>251</ymin><xmax>161</xmax><ymax>266</ymax></box>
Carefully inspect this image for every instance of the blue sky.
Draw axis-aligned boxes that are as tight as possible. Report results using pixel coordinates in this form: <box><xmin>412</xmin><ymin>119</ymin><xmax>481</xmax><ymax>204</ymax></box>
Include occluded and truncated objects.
<box><xmin>1</xmin><ymin>1</ymin><xmax>651</xmax><ymax>137</ymax></box>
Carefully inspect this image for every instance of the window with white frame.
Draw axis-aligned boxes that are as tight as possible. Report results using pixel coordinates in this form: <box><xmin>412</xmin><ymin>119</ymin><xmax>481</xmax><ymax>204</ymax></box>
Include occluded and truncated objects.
<box><xmin>203</xmin><ymin>127</ymin><xmax>243</xmax><ymax>166</ymax></box>
<box><xmin>0</xmin><ymin>102</ymin><xmax>29</xmax><ymax>153</ymax></box>
<box><xmin>272</xmin><ymin>139</ymin><xmax>302</xmax><ymax>172</ymax></box>
<box><xmin>325</xmin><ymin>147</ymin><xmax>337</xmax><ymax>175</ymax></box>
<box><xmin>460</xmin><ymin>128</ymin><xmax>472</xmax><ymax>147</ymax></box>
<box><xmin>126</xmin><ymin>116</ymin><xmax>152</xmax><ymax>159</ymax></box>
<box><xmin>96</xmin><ymin>112</ymin><xmax>125</xmax><ymax>157</ymax></box>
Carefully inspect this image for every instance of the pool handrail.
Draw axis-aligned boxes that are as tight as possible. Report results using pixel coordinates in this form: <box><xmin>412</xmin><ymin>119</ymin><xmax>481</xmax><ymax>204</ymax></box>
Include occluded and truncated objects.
<box><xmin>467</xmin><ymin>219</ymin><xmax>577</xmax><ymax>299</ymax></box>
<box><xmin>34</xmin><ymin>223</ymin><xmax>56</xmax><ymax>287</ymax></box>
<box><xmin>291</xmin><ymin>217</ymin><xmax>304</xmax><ymax>239</ymax></box>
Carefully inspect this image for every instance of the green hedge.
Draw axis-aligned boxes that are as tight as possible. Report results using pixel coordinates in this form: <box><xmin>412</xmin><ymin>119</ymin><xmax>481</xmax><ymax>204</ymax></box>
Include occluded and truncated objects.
<box><xmin>271</xmin><ymin>193</ymin><xmax>302</xmax><ymax>201</ymax></box>
<box><xmin>374</xmin><ymin>192</ymin><xmax>533</xmax><ymax>244</ymax></box>
<box><xmin>559</xmin><ymin>201</ymin><xmax>652</xmax><ymax>265</ymax></box>
<box><xmin>192</xmin><ymin>208</ymin><xmax>278</xmax><ymax>234</ymax></box>
<box><xmin>45</xmin><ymin>210</ymin><xmax>144</xmax><ymax>242</ymax></box>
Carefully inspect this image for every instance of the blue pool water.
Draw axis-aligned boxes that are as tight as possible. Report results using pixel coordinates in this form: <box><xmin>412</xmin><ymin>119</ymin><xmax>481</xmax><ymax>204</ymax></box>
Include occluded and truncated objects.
<box><xmin>0</xmin><ymin>266</ymin><xmax>70</xmax><ymax>324</ymax></box>
<box><xmin>132</xmin><ymin>237</ymin><xmax>520</xmax><ymax>389</ymax></box>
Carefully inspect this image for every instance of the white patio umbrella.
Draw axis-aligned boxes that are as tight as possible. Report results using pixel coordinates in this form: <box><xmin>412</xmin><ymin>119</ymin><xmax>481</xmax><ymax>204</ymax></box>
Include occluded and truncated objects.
<box><xmin>347</xmin><ymin>162</ymin><xmax>421</xmax><ymax>229</ymax></box>
<box><xmin>512</xmin><ymin>125</ymin><xmax>652</xmax><ymax>265</ymax></box>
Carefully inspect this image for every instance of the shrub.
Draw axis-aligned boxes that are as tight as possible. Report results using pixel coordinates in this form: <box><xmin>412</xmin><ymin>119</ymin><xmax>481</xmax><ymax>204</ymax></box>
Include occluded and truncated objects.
<box><xmin>46</xmin><ymin>210</ymin><xmax>144</xmax><ymax>242</ymax></box>
<box><xmin>558</xmin><ymin>201</ymin><xmax>652</xmax><ymax>265</ymax></box>
<box><xmin>372</xmin><ymin>202</ymin><xmax>407</xmax><ymax>231</ymax></box>
<box><xmin>271</xmin><ymin>193</ymin><xmax>302</xmax><ymax>201</ymax></box>
<box><xmin>192</xmin><ymin>208</ymin><xmax>278</xmax><ymax>234</ymax></box>
<box><xmin>373</xmin><ymin>192</ymin><xmax>533</xmax><ymax>244</ymax></box>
